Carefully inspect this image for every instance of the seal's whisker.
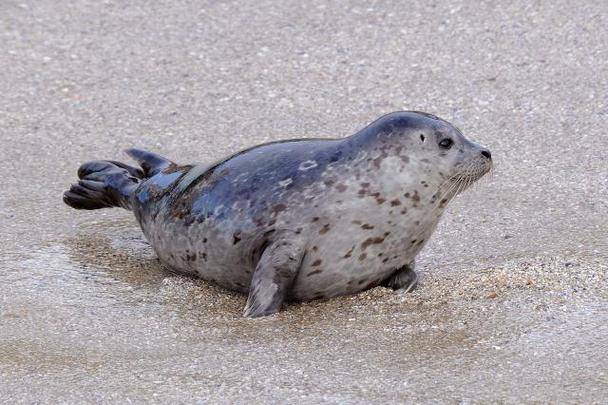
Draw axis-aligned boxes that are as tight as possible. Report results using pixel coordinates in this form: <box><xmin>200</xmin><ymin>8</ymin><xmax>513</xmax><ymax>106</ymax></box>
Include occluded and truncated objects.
<box><xmin>406</xmin><ymin>177</ymin><xmax>463</xmax><ymax>241</ymax></box>
<box><xmin>399</xmin><ymin>152</ymin><xmax>492</xmax><ymax>250</ymax></box>
<box><xmin>455</xmin><ymin>178</ymin><xmax>466</xmax><ymax>196</ymax></box>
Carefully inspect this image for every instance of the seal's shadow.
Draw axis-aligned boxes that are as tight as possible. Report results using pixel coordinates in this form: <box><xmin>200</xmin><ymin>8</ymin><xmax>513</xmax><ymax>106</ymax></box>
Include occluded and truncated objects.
<box><xmin>61</xmin><ymin>226</ymin><xmax>385</xmax><ymax>331</ymax></box>
<box><xmin>62</xmin><ymin>225</ymin><xmax>248</xmax><ymax>318</ymax></box>
<box><xmin>65</xmin><ymin>231</ymin><xmax>171</xmax><ymax>287</ymax></box>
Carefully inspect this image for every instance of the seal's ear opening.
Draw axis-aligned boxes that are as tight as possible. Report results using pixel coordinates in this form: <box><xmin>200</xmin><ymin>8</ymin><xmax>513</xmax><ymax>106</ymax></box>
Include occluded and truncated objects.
<box><xmin>420</xmin><ymin>134</ymin><xmax>425</xmax><ymax>142</ymax></box>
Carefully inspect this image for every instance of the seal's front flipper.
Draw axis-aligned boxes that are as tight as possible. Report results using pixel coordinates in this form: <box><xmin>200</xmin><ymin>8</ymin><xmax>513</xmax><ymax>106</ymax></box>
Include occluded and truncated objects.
<box><xmin>243</xmin><ymin>235</ymin><xmax>304</xmax><ymax>318</ymax></box>
<box><xmin>381</xmin><ymin>262</ymin><xmax>418</xmax><ymax>293</ymax></box>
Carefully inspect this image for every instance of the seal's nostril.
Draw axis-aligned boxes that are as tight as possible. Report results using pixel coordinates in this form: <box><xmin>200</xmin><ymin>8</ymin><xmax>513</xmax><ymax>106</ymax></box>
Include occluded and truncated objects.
<box><xmin>481</xmin><ymin>150</ymin><xmax>491</xmax><ymax>159</ymax></box>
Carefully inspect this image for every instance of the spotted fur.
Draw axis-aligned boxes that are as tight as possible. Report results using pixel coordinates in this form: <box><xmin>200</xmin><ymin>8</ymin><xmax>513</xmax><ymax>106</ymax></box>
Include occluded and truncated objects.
<box><xmin>64</xmin><ymin>111</ymin><xmax>492</xmax><ymax>317</ymax></box>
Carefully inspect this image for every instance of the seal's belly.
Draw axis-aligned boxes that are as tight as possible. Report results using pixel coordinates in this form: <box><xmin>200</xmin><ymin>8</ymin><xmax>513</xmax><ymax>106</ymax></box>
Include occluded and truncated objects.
<box><xmin>139</xmin><ymin>216</ymin><xmax>255</xmax><ymax>292</ymax></box>
<box><xmin>143</xmin><ymin>215</ymin><xmax>420</xmax><ymax>301</ymax></box>
<box><xmin>290</xmin><ymin>257</ymin><xmax>398</xmax><ymax>301</ymax></box>
<box><xmin>138</xmin><ymin>196</ymin><xmax>437</xmax><ymax>301</ymax></box>
<box><xmin>289</xmin><ymin>222</ymin><xmax>429</xmax><ymax>301</ymax></box>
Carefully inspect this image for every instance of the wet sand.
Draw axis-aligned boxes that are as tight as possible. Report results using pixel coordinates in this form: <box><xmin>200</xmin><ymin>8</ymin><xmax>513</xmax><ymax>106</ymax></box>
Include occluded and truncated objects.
<box><xmin>1</xmin><ymin>0</ymin><xmax>607</xmax><ymax>403</ymax></box>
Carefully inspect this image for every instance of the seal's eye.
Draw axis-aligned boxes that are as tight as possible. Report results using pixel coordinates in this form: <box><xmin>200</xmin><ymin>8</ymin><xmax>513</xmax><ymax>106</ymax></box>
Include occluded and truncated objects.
<box><xmin>438</xmin><ymin>138</ymin><xmax>453</xmax><ymax>149</ymax></box>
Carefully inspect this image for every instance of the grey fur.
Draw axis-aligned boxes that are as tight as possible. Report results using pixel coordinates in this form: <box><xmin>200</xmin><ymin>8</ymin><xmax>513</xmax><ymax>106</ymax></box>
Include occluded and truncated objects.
<box><xmin>64</xmin><ymin>111</ymin><xmax>492</xmax><ymax>317</ymax></box>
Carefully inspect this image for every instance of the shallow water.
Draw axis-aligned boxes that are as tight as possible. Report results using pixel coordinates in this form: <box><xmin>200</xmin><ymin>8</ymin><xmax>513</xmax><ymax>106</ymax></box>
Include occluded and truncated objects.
<box><xmin>2</xmin><ymin>0</ymin><xmax>608</xmax><ymax>403</ymax></box>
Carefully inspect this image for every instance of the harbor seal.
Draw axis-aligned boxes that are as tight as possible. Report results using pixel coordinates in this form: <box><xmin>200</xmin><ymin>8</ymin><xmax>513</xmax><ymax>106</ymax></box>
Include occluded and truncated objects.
<box><xmin>63</xmin><ymin>111</ymin><xmax>492</xmax><ymax>317</ymax></box>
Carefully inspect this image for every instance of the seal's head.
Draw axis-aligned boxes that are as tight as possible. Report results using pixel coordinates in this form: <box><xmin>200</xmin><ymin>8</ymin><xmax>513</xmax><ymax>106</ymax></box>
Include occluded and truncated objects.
<box><xmin>362</xmin><ymin>111</ymin><xmax>492</xmax><ymax>198</ymax></box>
<box><xmin>411</xmin><ymin>112</ymin><xmax>492</xmax><ymax>195</ymax></box>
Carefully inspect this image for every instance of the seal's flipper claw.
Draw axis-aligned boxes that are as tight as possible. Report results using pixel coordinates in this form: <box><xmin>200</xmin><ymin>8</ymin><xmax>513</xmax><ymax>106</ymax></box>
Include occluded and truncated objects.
<box><xmin>243</xmin><ymin>235</ymin><xmax>304</xmax><ymax>318</ymax></box>
<box><xmin>381</xmin><ymin>262</ymin><xmax>418</xmax><ymax>292</ymax></box>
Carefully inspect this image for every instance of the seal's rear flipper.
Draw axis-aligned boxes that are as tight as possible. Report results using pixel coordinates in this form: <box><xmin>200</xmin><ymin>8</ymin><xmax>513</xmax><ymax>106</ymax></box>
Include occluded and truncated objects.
<box><xmin>63</xmin><ymin>160</ymin><xmax>143</xmax><ymax>210</ymax></box>
<box><xmin>125</xmin><ymin>148</ymin><xmax>174</xmax><ymax>177</ymax></box>
<box><xmin>64</xmin><ymin>149</ymin><xmax>176</xmax><ymax>211</ymax></box>
<box><xmin>243</xmin><ymin>235</ymin><xmax>304</xmax><ymax>318</ymax></box>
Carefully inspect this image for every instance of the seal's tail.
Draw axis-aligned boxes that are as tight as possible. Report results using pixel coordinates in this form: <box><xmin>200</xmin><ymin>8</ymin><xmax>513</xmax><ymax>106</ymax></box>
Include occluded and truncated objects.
<box><xmin>63</xmin><ymin>149</ymin><xmax>173</xmax><ymax>210</ymax></box>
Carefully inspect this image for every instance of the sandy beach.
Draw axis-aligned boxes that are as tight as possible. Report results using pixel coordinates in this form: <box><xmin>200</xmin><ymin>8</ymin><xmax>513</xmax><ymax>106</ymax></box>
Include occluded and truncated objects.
<box><xmin>1</xmin><ymin>1</ymin><xmax>607</xmax><ymax>402</ymax></box>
